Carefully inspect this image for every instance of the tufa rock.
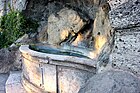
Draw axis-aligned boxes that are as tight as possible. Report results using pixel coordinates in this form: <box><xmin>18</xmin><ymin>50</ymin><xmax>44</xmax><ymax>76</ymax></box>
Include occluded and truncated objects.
<box><xmin>47</xmin><ymin>8</ymin><xmax>88</xmax><ymax>45</ymax></box>
<box><xmin>92</xmin><ymin>3</ymin><xmax>114</xmax><ymax>69</ymax></box>
<box><xmin>93</xmin><ymin>3</ymin><xmax>112</xmax><ymax>51</ymax></box>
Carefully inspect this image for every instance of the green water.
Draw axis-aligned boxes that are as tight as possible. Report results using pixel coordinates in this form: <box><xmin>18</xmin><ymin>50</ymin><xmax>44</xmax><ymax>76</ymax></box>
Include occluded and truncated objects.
<box><xmin>29</xmin><ymin>45</ymin><xmax>89</xmax><ymax>58</ymax></box>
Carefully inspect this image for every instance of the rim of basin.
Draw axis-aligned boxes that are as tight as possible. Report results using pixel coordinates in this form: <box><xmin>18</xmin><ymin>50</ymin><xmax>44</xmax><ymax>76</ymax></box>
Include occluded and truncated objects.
<box><xmin>19</xmin><ymin>45</ymin><xmax>97</xmax><ymax>67</ymax></box>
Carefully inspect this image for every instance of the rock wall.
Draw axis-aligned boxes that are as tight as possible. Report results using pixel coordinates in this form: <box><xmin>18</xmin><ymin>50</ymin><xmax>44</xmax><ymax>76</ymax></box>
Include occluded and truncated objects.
<box><xmin>109</xmin><ymin>0</ymin><xmax>140</xmax><ymax>76</ymax></box>
<box><xmin>0</xmin><ymin>0</ymin><xmax>27</xmax><ymax>17</ymax></box>
<box><xmin>0</xmin><ymin>0</ymin><xmax>6</xmax><ymax>16</ymax></box>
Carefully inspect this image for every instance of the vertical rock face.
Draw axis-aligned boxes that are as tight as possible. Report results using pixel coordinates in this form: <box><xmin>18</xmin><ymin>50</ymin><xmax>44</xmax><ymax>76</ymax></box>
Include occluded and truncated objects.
<box><xmin>0</xmin><ymin>0</ymin><xmax>5</xmax><ymax>16</ymax></box>
<box><xmin>11</xmin><ymin>0</ymin><xmax>27</xmax><ymax>11</ymax></box>
<box><xmin>108</xmin><ymin>0</ymin><xmax>128</xmax><ymax>10</ymax></box>
<box><xmin>93</xmin><ymin>3</ymin><xmax>112</xmax><ymax>52</ymax></box>
<box><xmin>47</xmin><ymin>8</ymin><xmax>87</xmax><ymax>45</ymax></box>
<box><xmin>91</xmin><ymin>3</ymin><xmax>114</xmax><ymax>69</ymax></box>
<box><xmin>110</xmin><ymin>28</ymin><xmax>140</xmax><ymax>76</ymax></box>
<box><xmin>109</xmin><ymin>0</ymin><xmax>140</xmax><ymax>76</ymax></box>
<box><xmin>109</xmin><ymin>0</ymin><xmax>140</xmax><ymax>29</ymax></box>
<box><xmin>0</xmin><ymin>0</ymin><xmax>27</xmax><ymax>17</ymax></box>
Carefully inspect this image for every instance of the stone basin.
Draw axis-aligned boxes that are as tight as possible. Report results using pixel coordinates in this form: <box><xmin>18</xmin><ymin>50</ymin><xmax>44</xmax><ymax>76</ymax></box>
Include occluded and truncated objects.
<box><xmin>20</xmin><ymin>45</ymin><xmax>96</xmax><ymax>93</ymax></box>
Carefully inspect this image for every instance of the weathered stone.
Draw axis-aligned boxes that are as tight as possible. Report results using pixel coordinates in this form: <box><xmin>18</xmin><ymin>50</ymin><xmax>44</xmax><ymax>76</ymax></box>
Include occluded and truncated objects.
<box><xmin>6</xmin><ymin>71</ymin><xmax>27</xmax><ymax>93</ymax></box>
<box><xmin>57</xmin><ymin>0</ymin><xmax>109</xmax><ymax>19</ymax></box>
<box><xmin>13</xmin><ymin>34</ymin><xmax>34</xmax><ymax>45</ymax></box>
<box><xmin>0</xmin><ymin>0</ymin><xmax>5</xmax><ymax>16</ymax></box>
<box><xmin>0</xmin><ymin>48</ymin><xmax>15</xmax><ymax>73</ymax></box>
<box><xmin>22</xmin><ymin>57</ymin><xmax>56</xmax><ymax>93</ymax></box>
<box><xmin>20</xmin><ymin>45</ymin><xmax>97</xmax><ymax>93</ymax></box>
<box><xmin>47</xmin><ymin>8</ymin><xmax>87</xmax><ymax>45</ymax></box>
<box><xmin>43</xmin><ymin>64</ymin><xmax>57</xmax><ymax>93</ymax></box>
<box><xmin>22</xmin><ymin>0</ymin><xmax>99</xmax><ymax>25</ymax></box>
<box><xmin>0</xmin><ymin>45</ymin><xmax>23</xmax><ymax>73</ymax></box>
<box><xmin>0</xmin><ymin>2</ymin><xmax>4</xmax><ymax>10</ymax></box>
<box><xmin>58</xmin><ymin>66</ymin><xmax>95</xmax><ymax>93</ymax></box>
<box><xmin>93</xmin><ymin>3</ymin><xmax>112</xmax><ymax>51</ymax></box>
<box><xmin>0</xmin><ymin>73</ymin><xmax>9</xmax><ymax>92</ymax></box>
<box><xmin>50</xmin><ymin>60</ymin><xmax>96</xmax><ymax>72</ymax></box>
<box><xmin>109</xmin><ymin>0</ymin><xmax>140</xmax><ymax>29</ymax></box>
<box><xmin>22</xmin><ymin>58</ymin><xmax>42</xmax><ymax>88</ymax></box>
<box><xmin>12</xmin><ymin>0</ymin><xmax>27</xmax><ymax>11</ymax></box>
<box><xmin>91</xmin><ymin>3</ymin><xmax>114</xmax><ymax>70</ymax></box>
<box><xmin>108</xmin><ymin>0</ymin><xmax>128</xmax><ymax>9</ymax></box>
<box><xmin>110</xmin><ymin>27</ymin><xmax>140</xmax><ymax>76</ymax></box>
<box><xmin>0</xmin><ymin>0</ymin><xmax>27</xmax><ymax>17</ymax></box>
<box><xmin>79</xmin><ymin>71</ymin><xmax>140</xmax><ymax>93</ymax></box>
<box><xmin>37</xmin><ymin>25</ymin><xmax>48</xmax><ymax>43</ymax></box>
<box><xmin>10</xmin><ymin>50</ymin><xmax>22</xmax><ymax>71</ymax></box>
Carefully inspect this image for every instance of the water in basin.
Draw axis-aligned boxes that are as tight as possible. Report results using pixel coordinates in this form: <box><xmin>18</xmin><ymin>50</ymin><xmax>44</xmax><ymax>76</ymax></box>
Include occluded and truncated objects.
<box><xmin>29</xmin><ymin>45</ymin><xmax>90</xmax><ymax>58</ymax></box>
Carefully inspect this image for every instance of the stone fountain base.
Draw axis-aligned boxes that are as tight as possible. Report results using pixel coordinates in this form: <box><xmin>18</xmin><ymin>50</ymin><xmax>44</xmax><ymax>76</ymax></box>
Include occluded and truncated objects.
<box><xmin>19</xmin><ymin>45</ymin><xmax>96</xmax><ymax>93</ymax></box>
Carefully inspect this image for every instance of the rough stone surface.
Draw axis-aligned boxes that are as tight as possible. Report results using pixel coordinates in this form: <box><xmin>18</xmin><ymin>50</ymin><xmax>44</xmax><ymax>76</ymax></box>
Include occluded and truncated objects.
<box><xmin>13</xmin><ymin>34</ymin><xmax>34</xmax><ymax>45</ymax></box>
<box><xmin>6</xmin><ymin>71</ymin><xmax>27</xmax><ymax>93</ymax></box>
<box><xmin>22</xmin><ymin>0</ymin><xmax>104</xmax><ymax>23</ymax></box>
<box><xmin>10</xmin><ymin>50</ymin><xmax>22</xmax><ymax>71</ymax></box>
<box><xmin>110</xmin><ymin>27</ymin><xmax>140</xmax><ymax>76</ymax></box>
<box><xmin>91</xmin><ymin>3</ymin><xmax>114</xmax><ymax>70</ymax></box>
<box><xmin>0</xmin><ymin>0</ymin><xmax>5</xmax><ymax>16</ymax></box>
<box><xmin>58</xmin><ymin>66</ymin><xmax>95</xmax><ymax>93</ymax></box>
<box><xmin>0</xmin><ymin>47</ymin><xmax>22</xmax><ymax>73</ymax></box>
<box><xmin>0</xmin><ymin>48</ymin><xmax>15</xmax><ymax>73</ymax></box>
<box><xmin>108</xmin><ymin>0</ymin><xmax>128</xmax><ymax>9</ymax></box>
<box><xmin>22</xmin><ymin>57</ymin><xmax>56</xmax><ymax>93</ymax></box>
<box><xmin>93</xmin><ymin>3</ymin><xmax>112</xmax><ymax>52</ymax></box>
<box><xmin>22</xmin><ymin>58</ymin><xmax>42</xmax><ymax>88</ymax></box>
<box><xmin>42</xmin><ymin>64</ymin><xmax>57</xmax><ymax>93</ymax></box>
<box><xmin>109</xmin><ymin>0</ymin><xmax>140</xmax><ymax>29</ymax></box>
<box><xmin>79</xmin><ymin>71</ymin><xmax>140</xmax><ymax>93</ymax></box>
<box><xmin>54</xmin><ymin>0</ymin><xmax>105</xmax><ymax>19</ymax></box>
<box><xmin>0</xmin><ymin>0</ymin><xmax>27</xmax><ymax>17</ymax></box>
<box><xmin>50</xmin><ymin>60</ymin><xmax>96</xmax><ymax>72</ymax></box>
<box><xmin>0</xmin><ymin>34</ymin><xmax>35</xmax><ymax>73</ymax></box>
<box><xmin>12</xmin><ymin>0</ymin><xmax>27</xmax><ymax>11</ymax></box>
<box><xmin>47</xmin><ymin>8</ymin><xmax>87</xmax><ymax>45</ymax></box>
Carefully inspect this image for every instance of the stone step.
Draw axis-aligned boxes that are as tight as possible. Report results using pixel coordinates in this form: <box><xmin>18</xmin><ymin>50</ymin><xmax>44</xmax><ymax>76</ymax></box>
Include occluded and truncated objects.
<box><xmin>0</xmin><ymin>74</ymin><xmax>9</xmax><ymax>93</ymax></box>
<box><xmin>5</xmin><ymin>71</ymin><xmax>27</xmax><ymax>93</ymax></box>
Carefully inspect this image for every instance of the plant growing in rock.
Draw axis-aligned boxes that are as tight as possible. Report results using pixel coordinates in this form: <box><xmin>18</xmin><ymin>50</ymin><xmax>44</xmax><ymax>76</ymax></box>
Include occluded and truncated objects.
<box><xmin>0</xmin><ymin>5</ymin><xmax>38</xmax><ymax>49</ymax></box>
